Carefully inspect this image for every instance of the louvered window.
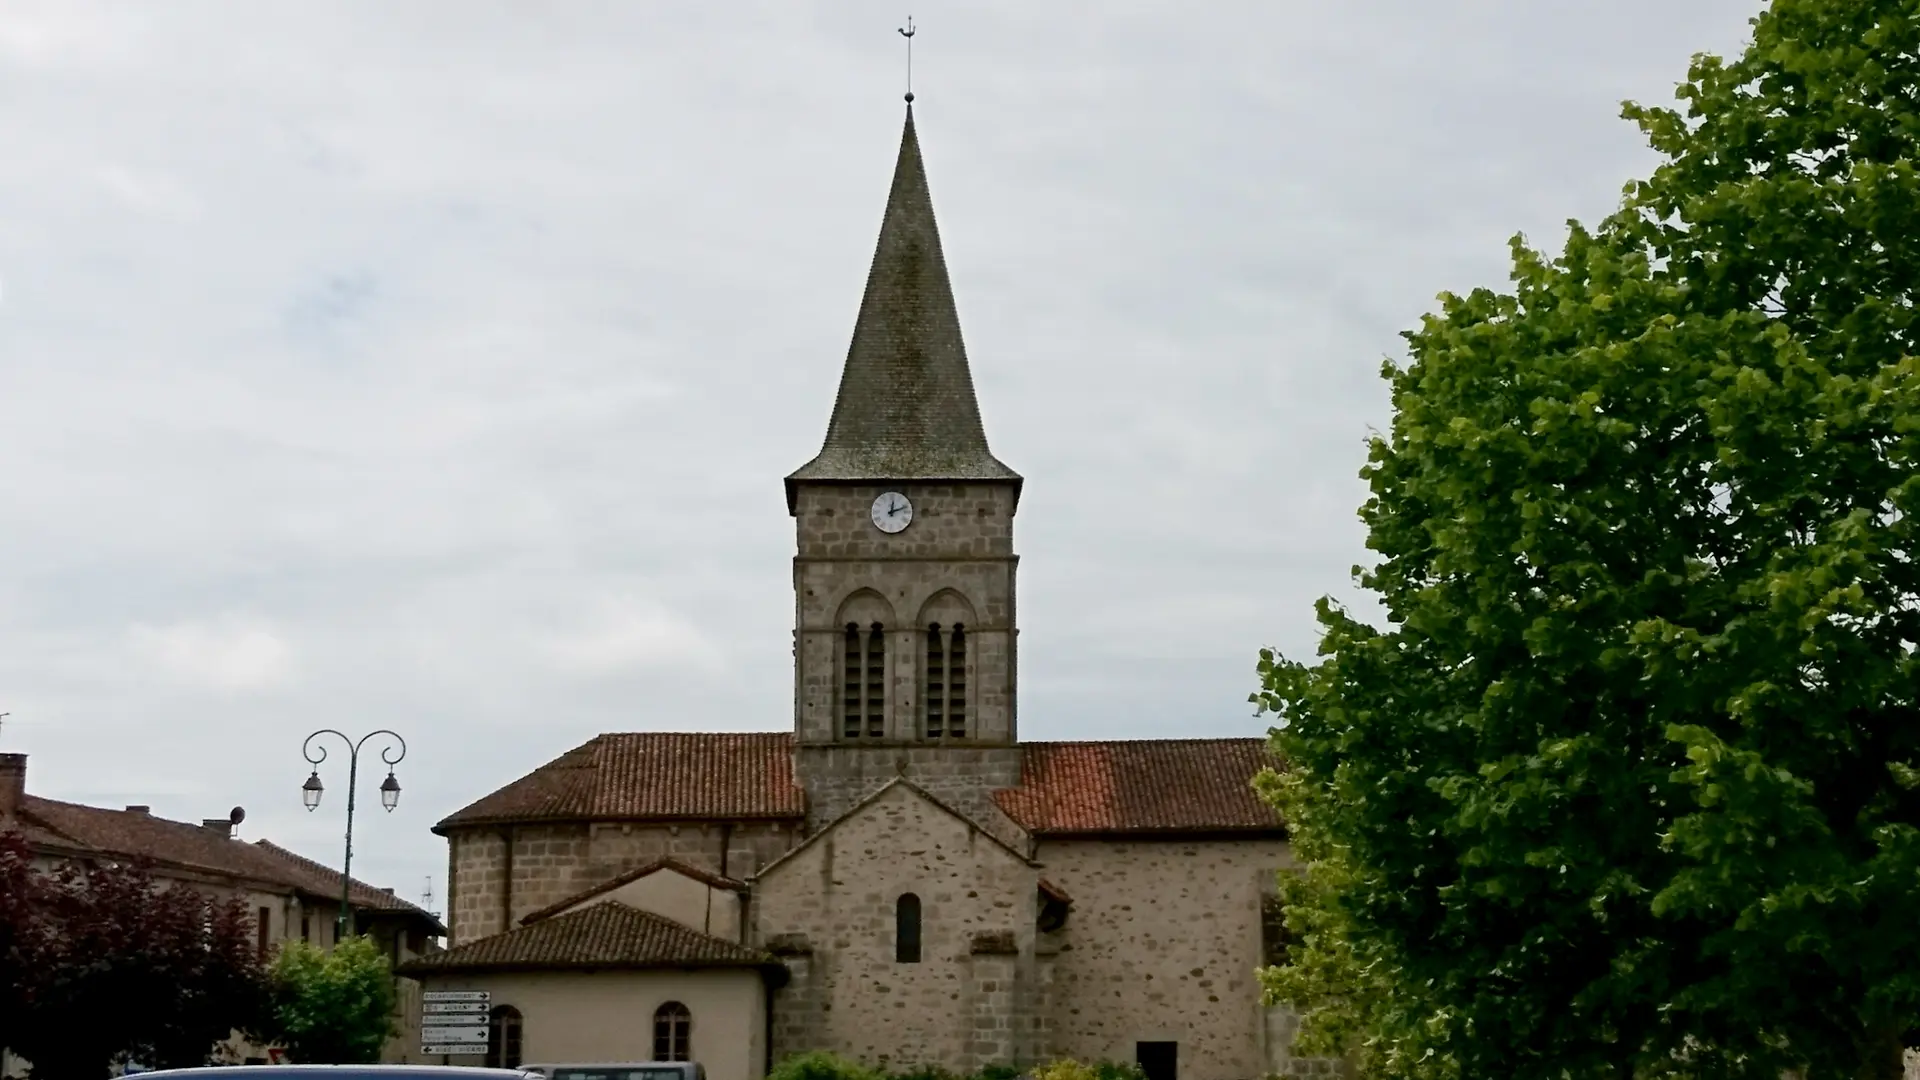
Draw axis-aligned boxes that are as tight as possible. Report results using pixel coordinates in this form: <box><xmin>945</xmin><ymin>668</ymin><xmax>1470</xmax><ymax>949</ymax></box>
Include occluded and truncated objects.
<box><xmin>843</xmin><ymin>622</ymin><xmax>887</xmax><ymax>739</ymax></box>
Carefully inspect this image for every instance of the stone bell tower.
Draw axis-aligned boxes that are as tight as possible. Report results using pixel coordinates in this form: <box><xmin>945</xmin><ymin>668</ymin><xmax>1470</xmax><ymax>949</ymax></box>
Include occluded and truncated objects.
<box><xmin>785</xmin><ymin>103</ymin><xmax>1025</xmax><ymax>833</ymax></box>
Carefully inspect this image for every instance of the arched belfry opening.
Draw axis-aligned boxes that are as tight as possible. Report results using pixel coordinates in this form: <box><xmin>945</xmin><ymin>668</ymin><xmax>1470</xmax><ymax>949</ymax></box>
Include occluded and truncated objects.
<box><xmin>836</xmin><ymin>591</ymin><xmax>893</xmax><ymax>740</ymax></box>
<box><xmin>919</xmin><ymin>591</ymin><xmax>975</xmax><ymax>741</ymax></box>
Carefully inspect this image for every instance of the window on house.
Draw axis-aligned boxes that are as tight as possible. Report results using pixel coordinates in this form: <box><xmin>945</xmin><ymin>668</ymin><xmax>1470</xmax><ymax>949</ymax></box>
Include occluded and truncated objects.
<box><xmin>256</xmin><ymin>906</ymin><xmax>270</xmax><ymax>958</ymax></box>
<box><xmin>842</xmin><ymin>621</ymin><xmax>888</xmax><ymax>739</ymax></box>
<box><xmin>923</xmin><ymin>623</ymin><xmax>967</xmax><ymax>738</ymax></box>
<box><xmin>653</xmin><ymin>1001</ymin><xmax>692</xmax><ymax>1062</ymax></box>
<box><xmin>895</xmin><ymin>893</ymin><xmax>922</xmax><ymax>963</ymax></box>
<box><xmin>486</xmin><ymin>1005</ymin><xmax>523</xmax><ymax>1070</ymax></box>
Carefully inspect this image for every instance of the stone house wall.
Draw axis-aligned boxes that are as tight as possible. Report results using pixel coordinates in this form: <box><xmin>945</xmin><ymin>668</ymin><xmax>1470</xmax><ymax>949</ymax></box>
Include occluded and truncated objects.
<box><xmin>1035</xmin><ymin>836</ymin><xmax>1333</xmax><ymax>1080</ymax></box>
<box><xmin>752</xmin><ymin>783</ymin><xmax>1040</xmax><ymax>1074</ymax></box>
<box><xmin>447</xmin><ymin>820</ymin><xmax>800</xmax><ymax>945</ymax></box>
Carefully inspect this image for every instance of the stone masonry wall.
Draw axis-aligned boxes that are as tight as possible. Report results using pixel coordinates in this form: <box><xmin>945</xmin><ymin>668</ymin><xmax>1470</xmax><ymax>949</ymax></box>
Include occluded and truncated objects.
<box><xmin>753</xmin><ymin>783</ymin><xmax>1039</xmax><ymax>1074</ymax></box>
<box><xmin>793</xmin><ymin>483</ymin><xmax>1018</xmax><ymax>747</ymax></box>
<box><xmin>448</xmin><ymin>820</ymin><xmax>800</xmax><ymax>946</ymax></box>
<box><xmin>1035</xmin><ymin>837</ymin><xmax>1336</xmax><ymax>1080</ymax></box>
<box><xmin>795</xmin><ymin>744</ymin><xmax>1025</xmax><ymax>849</ymax></box>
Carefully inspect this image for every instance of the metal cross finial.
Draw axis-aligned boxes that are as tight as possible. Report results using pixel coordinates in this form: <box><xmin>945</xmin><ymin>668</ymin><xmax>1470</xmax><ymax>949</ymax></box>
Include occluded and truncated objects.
<box><xmin>899</xmin><ymin>16</ymin><xmax>916</xmax><ymax>103</ymax></box>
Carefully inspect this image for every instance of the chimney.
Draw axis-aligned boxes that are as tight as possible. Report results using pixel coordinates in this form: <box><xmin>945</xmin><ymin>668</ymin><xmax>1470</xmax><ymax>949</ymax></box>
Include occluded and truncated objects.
<box><xmin>0</xmin><ymin>753</ymin><xmax>24</xmax><ymax>820</ymax></box>
<box><xmin>200</xmin><ymin>818</ymin><xmax>234</xmax><ymax>839</ymax></box>
<box><xmin>124</xmin><ymin>805</ymin><xmax>150</xmax><ymax>815</ymax></box>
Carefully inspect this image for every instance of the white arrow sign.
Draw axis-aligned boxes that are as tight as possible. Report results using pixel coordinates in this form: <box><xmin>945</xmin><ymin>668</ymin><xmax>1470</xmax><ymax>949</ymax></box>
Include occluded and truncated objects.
<box><xmin>422</xmin><ymin>1045</ymin><xmax>487</xmax><ymax>1057</ymax></box>
<box><xmin>423</xmin><ymin>991</ymin><xmax>490</xmax><ymax>1003</ymax></box>
<box><xmin>424</xmin><ymin>1002</ymin><xmax>489</xmax><ymax>1015</ymax></box>
<box><xmin>421</xmin><ymin>1025</ymin><xmax>490</xmax><ymax>1043</ymax></box>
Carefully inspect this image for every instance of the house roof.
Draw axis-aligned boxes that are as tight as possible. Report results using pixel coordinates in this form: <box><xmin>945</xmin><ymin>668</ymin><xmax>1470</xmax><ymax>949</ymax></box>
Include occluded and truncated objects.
<box><xmin>437</xmin><ymin>734</ymin><xmax>1283</xmax><ymax>838</ymax></box>
<box><xmin>520</xmin><ymin>857</ymin><xmax>748</xmax><ymax>926</ymax></box>
<box><xmin>252</xmin><ymin>840</ymin><xmax>444</xmax><ymax>930</ymax></box>
<box><xmin>993</xmin><ymin>739</ymin><xmax>1286</xmax><ymax>837</ymax></box>
<box><xmin>398</xmin><ymin>901</ymin><xmax>780</xmax><ymax>976</ymax></box>
<box><xmin>785</xmin><ymin>103</ymin><xmax>1020</xmax><ymax>510</ymax></box>
<box><xmin>12</xmin><ymin>796</ymin><xmax>439</xmax><ymax>926</ymax></box>
<box><xmin>434</xmin><ymin>732</ymin><xmax>805</xmax><ymax>832</ymax></box>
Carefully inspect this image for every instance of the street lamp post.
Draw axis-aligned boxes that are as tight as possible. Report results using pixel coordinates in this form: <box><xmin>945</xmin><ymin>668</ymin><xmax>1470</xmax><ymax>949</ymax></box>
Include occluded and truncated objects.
<box><xmin>300</xmin><ymin>729</ymin><xmax>406</xmax><ymax>941</ymax></box>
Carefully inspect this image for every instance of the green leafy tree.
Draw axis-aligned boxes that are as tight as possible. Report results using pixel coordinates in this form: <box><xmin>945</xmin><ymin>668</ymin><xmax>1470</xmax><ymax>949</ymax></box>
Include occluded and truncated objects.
<box><xmin>265</xmin><ymin>936</ymin><xmax>398</xmax><ymax>1064</ymax></box>
<box><xmin>1254</xmin><ymin>1</ymin><xmax>1920</xmax><ymax>1078</ymax></box>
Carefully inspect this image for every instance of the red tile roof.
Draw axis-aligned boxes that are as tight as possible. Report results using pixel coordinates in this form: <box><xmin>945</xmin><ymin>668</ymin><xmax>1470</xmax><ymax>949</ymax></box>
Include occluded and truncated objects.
<box><xmin>435</xmin><ymin>733</ymin><xmax>1283</xmax><ymax>838</ymax></box>
<box><xmin>252</xmin><ymin>840</ymin><xmax>442</xmax><ymax>927</ymax></box>
<box><xmin>22</xmin><ymin>796</ymin><xmax>305</xmax><ymax>882</ymax></box>
<box><xmin>992</xmin><ymin>739</ymin><xmax>1285</xmax><ymax>836</ymax></box>
<box><xmin>10</xmin><ymin>797</ymin><xmax>438</xmax><ymax>927</ymax></box>
<box><xmin>521</xmin><ymin>858</ymin><xmax>749</xmax><ymax>926</ymax></box>
<box><xmin>434</xmin><ymin>733</ymin><xmax>805</xmax><ymax>831</ymax></box>
<box><xmin>398</xmin><ymin>901</ymin><xmax>779</xmax><ymax>975</ymax></box>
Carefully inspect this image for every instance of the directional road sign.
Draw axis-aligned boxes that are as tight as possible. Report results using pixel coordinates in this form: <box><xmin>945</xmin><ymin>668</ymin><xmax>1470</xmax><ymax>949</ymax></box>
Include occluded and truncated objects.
<box><xmin>421</xmin><ymin>1046</ymin><xmax>487</xmax><ymax>1057</ymax></box>
<box><xmin>422</xmin><ymin>991</ymin><xmax>490</xmax><ymax>1003</ymax></box>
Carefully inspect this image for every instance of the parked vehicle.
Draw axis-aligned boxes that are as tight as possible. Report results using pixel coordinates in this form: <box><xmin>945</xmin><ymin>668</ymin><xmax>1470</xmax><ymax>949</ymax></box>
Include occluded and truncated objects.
<box><xmin>137</xmin><ymin>1060</ymin><xmax>541</xmax><ymax>1068</ymax></box>
<box><xmin>522</xmin><ymin>1063</ymin><xmax>704</xmax><ymax>1080</ymax></box>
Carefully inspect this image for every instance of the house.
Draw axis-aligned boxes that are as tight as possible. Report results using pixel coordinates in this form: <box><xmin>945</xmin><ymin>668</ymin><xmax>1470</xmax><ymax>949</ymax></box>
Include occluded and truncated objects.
<box><xmin>0</xmin><ymin>751</ymin><xmax>445</xmax><ymax>1070</ymax></box>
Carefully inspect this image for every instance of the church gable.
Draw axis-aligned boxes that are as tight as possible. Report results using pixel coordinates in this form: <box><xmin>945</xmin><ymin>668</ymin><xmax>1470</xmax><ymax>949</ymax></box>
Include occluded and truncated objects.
<box><xmin>753</xmin><ymin>780</ymin><xmax>1041</xmax><ymax>1072</ymax></box>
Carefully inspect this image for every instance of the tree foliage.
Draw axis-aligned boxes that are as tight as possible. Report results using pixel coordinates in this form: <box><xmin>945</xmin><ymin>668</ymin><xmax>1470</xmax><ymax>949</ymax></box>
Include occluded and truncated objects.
<box><xmin>264</xmin><ymin>935</ymin><xmax>397</xmax><ymax>1064</ymax></box>
<box><xmin>1255</xmin><ymin>1</ymin><xmax>1920</xmax><ymax>1078</ymax></box>
<box><xmin>0</xmin><ymin>842</ymin><xmax>270</xmax><ymax>1080</ymax></box>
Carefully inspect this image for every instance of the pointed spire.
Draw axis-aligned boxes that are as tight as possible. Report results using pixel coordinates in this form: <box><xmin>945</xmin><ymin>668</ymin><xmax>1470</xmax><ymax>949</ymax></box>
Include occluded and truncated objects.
<box><xmin>787</xmin><ymin>104</ymin><xmax>1020</xmax><ymax>509</ymax></box>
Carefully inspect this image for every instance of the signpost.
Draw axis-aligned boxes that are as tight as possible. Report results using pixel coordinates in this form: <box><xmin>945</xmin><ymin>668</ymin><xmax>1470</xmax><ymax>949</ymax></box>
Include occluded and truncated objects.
<box><xmin>421</xmin><ymin>991</ymin><xmax>490</xmax><ymax>1057</ymax></box>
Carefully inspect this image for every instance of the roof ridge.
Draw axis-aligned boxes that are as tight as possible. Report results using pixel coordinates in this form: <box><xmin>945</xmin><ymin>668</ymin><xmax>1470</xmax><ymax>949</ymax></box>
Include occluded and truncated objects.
<box><xmin>399</xmin><ymin>899</ymin><xmax>777</xmax><ymax>976</ymax></box>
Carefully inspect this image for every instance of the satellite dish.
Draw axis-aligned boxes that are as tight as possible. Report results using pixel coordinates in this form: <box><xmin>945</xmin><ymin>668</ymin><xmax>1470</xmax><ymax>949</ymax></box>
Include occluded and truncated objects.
<box><xmin>229</xmin><ymin>806</ymin><xmax>246</xmax><ymax>826</ymax></box>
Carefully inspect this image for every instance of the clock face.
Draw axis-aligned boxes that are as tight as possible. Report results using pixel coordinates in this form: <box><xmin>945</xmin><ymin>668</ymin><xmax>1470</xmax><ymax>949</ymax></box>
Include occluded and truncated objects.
<box><xmin>870</xmin><ymin>491</ymin><xmax>914</xmax><ymax>534</ymax></box>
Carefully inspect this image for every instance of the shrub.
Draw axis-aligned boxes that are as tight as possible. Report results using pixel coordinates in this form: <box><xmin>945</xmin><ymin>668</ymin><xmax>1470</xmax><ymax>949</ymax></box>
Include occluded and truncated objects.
<box><xmin>770</xmin><ymin>1052</ymin><xmax>883</xmax><ymax>1080</ymax></box>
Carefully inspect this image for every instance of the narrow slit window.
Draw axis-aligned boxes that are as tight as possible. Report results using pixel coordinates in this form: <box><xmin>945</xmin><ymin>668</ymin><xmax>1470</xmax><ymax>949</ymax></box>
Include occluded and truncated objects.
<box><xmin>946</xmin><ymin>624</ymin><xmax>967</xmax><ymax>738</ymax></box>
<box><xmin>865</xmin><ymin>623</ymin><xmax>886</xmax><ymax>737</ymax></box>
<box><xmin>843</xmin><ymin>623</ymin><xmax>862</xmax><ymax>739</ymax></box>
<box><xmin>895</xmin><ymin>893</ymin><xmax>922</xmax><ymax>963</ymax></box>
<box><xmin>925</xmin><ymin>623</ymin><xmax>945</xmax><ymax>738</ymax></box>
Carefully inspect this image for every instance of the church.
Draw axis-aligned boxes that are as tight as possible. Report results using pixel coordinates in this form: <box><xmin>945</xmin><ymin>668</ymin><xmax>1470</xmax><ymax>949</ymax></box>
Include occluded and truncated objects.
<box><xmin>400</xmin><ymin>102</ymin><xmax>1331</xmax><ymax>1080</ymax></box>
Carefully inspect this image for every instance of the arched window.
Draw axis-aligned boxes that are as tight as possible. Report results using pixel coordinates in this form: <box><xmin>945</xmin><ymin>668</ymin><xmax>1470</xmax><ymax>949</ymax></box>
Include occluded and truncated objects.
<box><xmin>841</xmin><ymin>621</ymin><xmax>888</xmax><ymax>739</ymax></box>
<box><xmin>896</xmin><ymin>893</ymin><xmax>922</xmax><ymax>963</ymax></box>
<box><xmin>486</xmin><ymin>1005</ymin><xmax>523</xmax><ymax>1070</ymax></box>
<box><xmin>924</xmin><ymin>622</ymin><xmax>967</xmax><ymax>739</ymax></box>
<box><xmin>653</xmin><ymin>1001</ymin><xmax>692</xmax><ymax>1062</ymax></box>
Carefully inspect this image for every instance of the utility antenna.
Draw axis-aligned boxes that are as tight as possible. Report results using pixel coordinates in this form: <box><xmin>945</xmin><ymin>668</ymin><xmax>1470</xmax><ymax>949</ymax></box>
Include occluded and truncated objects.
<box><xmin>0</xmin><ymin>713</ymin><xmax>9</xmax><ymax>743</ymax></box>
<box><xmin>898</xmin><ymin>16</ymin><xmax>917</xmax><ymax>103</ymax></box>
<box><xmin>423</xmin><ymin>876</ymin><xmax>438</xmax><ymax>918</ymax></box>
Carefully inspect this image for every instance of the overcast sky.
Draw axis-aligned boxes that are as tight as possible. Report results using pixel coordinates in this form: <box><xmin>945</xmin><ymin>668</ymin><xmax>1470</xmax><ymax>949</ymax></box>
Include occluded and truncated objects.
<box><xmin>0</xmin><ymin>1</ymin><xmax>1763</xmax><ymax>912</ymax></box>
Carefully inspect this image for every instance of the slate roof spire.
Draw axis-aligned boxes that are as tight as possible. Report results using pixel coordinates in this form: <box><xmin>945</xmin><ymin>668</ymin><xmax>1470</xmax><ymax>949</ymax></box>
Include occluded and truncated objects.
<box><xmin>787</xmin><ymin>103</ymin><xmax>1020</xmax><ymax>511</ymax></box>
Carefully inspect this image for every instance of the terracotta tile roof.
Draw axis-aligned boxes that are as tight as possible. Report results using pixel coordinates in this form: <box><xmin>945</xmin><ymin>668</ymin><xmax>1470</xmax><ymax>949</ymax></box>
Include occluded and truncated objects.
<box><xmin>20</xmin><ymin>796</ymin><xmax>303</xmax><ymax>883</ymax></box>
<box><xmin>9</xmin><ymin>797</ymin><xmax>438</xmax><ymax>927</ymax></box>
<box><xmin>252</xmin><ymin>840</ymin><xmax>443</xmax><ymax>929</ymax></box>
<box><xmin>434</xmin><ymin>733</ymin><xmax>805</xmax><ymax>832</ymax></box>
<box><xmin>521</xmin><ymin>858</ymin><xmax>748</xmax><ymax>926</ymax></box>
<box><xmin>439</xmin><ymin>733</ymin><xmax>1283</xmax><ymax>837</ymax></box>
<box><xmin>993</xmin><ymin>739</ymin><xmax>1285</xmax><ymax>836</ymax></box>
<box><xmin>398</xmin><ymin>901</ymin><xmax>780</xmax><ymax>975</ymax></box>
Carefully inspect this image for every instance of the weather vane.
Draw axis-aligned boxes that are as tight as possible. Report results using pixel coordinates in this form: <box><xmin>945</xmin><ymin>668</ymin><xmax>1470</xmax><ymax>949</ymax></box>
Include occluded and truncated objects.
<box><xmin>899</xmin><ymin>16</ymin><xmax>916</xmax><ymax>103</ymax></box>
